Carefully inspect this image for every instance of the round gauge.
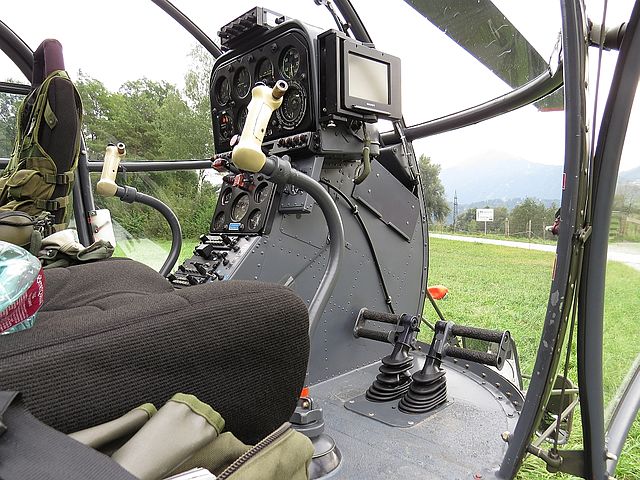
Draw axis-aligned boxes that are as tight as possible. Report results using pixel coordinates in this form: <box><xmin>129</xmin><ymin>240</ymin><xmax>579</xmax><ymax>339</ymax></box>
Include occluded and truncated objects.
<box><xmin>213</xmin><ymin>212</ymin><xmax>226</xmax><ymax>231</ymax></box>
<box><xmin>280</xmin><ymin>47</ymin><xmax>300</xmax><ymax>79</ymax></box>
<box><xmin>231</xmin><ymin>193</ymin><xmax>250</xmax><ymax>222</ymax></box>
<box><xmin>277</xmin><ymin>83</ymin><xmax>307</xmax><ymax>130</ymax></box>
<box><xmin>234</xmin><ymin>67</ymin><xmax>251</xmax><ymax>98</ymax></box>
<box><xmin>218</xmin><ymin>111</ymin><xmax>234</xmax><ymax>141</ymax></box>
<box><xmin>216</xmin><ymin>76</ymin><xmax>230</xmax><ymax>106</ymax></box>
<box><xmin>248</xmin><ymin>209</ymin><xmax>262</xmax><ymax>230</ymax></box>
<box><xmin>236</xmin><ymin>106</ymin><xmax>248</xmax><ymax>132</ymax></box>
<box><xmin>221</xmin><ymin>188</ymin><xmax>232</xmax><ymax>205</ymax></box>
<box><xmin>254</xmin><ymin>183</ymin><xmax>270</xmax><ymax>203</ymax></box>
<box><xmin>256</xmin><ymin>58</ymin><xmax>274</xmax><ymax>84</ymax></box>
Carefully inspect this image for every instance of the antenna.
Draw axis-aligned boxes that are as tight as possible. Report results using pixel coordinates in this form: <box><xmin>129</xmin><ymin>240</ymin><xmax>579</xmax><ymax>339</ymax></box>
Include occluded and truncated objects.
<box><xmin>452</xmin><ymin>191</ymin><xmax>458</xmax><ymax>232</ymax></box>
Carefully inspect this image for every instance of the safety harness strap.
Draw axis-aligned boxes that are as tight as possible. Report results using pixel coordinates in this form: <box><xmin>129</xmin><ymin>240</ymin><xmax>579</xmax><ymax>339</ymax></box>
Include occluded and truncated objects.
<box><xmin>43</xmin><ymin>171</ymin><xmax>75</xmax><ymax>185</ymax></box>
<box><xmin>33</xmin><ymin>196</ymin><xmax>70</xmax><ymax>211</ymax></box>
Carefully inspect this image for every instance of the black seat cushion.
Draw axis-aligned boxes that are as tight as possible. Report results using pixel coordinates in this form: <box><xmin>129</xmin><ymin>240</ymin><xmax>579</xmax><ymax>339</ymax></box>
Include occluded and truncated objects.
<box><xmin>0</xmin><ymin>258</ymin><xmax>310</xmax><ymax>444</ymax></box>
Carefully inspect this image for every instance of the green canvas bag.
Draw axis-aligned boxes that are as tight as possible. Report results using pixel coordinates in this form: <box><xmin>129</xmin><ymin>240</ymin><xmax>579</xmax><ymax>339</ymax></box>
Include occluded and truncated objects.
<box><xmin>69</xmin><ymin>394</ymin><xmax>314</xmax><ymax>480</ymax></box>
<box><xmin>0</xmin><ymin>69</ymin><xmax>82</xmax><ymax>232</ymax></box>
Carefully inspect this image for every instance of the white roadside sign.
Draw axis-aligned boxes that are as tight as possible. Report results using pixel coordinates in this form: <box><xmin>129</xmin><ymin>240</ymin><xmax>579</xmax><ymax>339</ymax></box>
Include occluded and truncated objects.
<box><xmin>476</xmin><ymin>208</ymin><xmax>494</xmax><ymax>222</ymax></box>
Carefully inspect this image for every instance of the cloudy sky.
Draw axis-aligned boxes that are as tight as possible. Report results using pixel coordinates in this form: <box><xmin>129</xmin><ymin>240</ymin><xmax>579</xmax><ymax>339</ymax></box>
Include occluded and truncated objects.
<box><xmin>1</xmin><ymin>0</ymin><xmax>637</xmax><ymax>175</ymax></box>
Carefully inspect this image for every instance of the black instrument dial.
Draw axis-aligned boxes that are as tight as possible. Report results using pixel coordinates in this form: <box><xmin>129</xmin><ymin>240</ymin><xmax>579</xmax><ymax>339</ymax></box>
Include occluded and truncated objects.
<box><xmin>213</xmin><ymin>212</ymin><xmax>226</xmax><ymax>231</ymax></box>
<box><xmin>216</xmin><ymin>77</ymin><xmax>231</xmax><ymax>106</ymax></box>
<box><xmin>256</xmin><ymin>58</ymin><xmax>274</xmax><ymax>85</ymax></box>
<box><xmin>280</xmin><ymin>47</ymin><xmax>300</xmax><ymax>79</ymax></box>
<box><xmin>254</xmin><ymin>183</ymin><xmax>269</xmax><ymax>203</ymax></box>
<box><xmin>218</xmin><ymin>112</ymin><xmax>234</xmax><ymax>141</ymax></box>
<box><xmin>248</xmin><ymin>209</ymin><xmax>262</xmax><ymax>230</ymax></box>
<box><xmin>277</xmin><ymin>83</ymin><xmax>307</xmax><ymax>130</ymax></box>
<box><xmin>234</xmin><ymin>67</ymin><xmax>251</xmax><ymax>98</ymax></box>
<box><xmin>231</xmin><ymin>193</ymin><xmax>250</xmax><ymax>222</ymax></box>
<box><xmin>237</xmin><ymin>106</ymin><xmax>248</xmax><ymax>132</ymax></box>
<box><xmin>221</xmin><ymin>188</ymin><xmax>232</xmax><ymax>205</ymax></box>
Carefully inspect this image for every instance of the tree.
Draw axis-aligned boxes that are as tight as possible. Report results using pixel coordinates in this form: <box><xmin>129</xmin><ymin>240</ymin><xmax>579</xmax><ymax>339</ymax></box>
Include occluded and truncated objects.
<box><xmin>75</xmin><ymin>60</ymin><xmax>219</xmax><ymax>239</ymax></box>
<box><xmin>510</xmin><ymin>198</ymin><xmax>556</xmax><ymax>237</ymax></box>
<box><xmin>75</xmin><ymin>72</ymin><xmax>117</xmax><ymax>158</ymax></box>
<box><xmin>183</xmin><ymin>45</ymin><xmax>215</xmax><ymax>190</ymax></box>
<box><xmin>418</xmin><ymin>154</ymin><xmax>450</xmax><ymax>223</ymax></box>
<box><xmin>614</xmin><ymin>184</ymin><xmax>640</xmax><ymax>215</ymax></box>
<box><xmin>0</xmin><ymin>90</ymin><xmax>21</xmax><ymax>158</ymax></box>
<box><xmin>455</xmin><ymin>208</ymin><xmax>477</xmax><ymax>232</ymax></box>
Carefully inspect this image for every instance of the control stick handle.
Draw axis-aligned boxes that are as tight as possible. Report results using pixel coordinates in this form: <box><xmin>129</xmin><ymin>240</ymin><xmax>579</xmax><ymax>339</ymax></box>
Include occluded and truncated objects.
<box><xmin>232</xmin><ymin>81</ymin><xmax>288</xmax><ymax>173</ymax></box>
<box><xmin>96</xmin><ymin>143</ymin><xmax>126</xmax><ymax>197</ymax></box>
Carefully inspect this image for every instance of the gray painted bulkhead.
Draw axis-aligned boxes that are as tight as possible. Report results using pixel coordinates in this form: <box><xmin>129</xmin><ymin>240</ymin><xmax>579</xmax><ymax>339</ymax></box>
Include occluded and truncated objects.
<box><xmin>222</xmin><ymin>157</ymin><xmax>426</xmax><ymax>384</ymax></box>
<box><xmin>225</xmin><ymin>158</ymin><xmax>427</xmax><ymax>384</ymax></box>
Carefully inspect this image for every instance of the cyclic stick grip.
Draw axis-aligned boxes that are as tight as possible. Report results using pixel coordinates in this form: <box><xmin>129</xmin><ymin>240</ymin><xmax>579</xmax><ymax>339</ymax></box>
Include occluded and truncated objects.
<box><xmin>231</xmin><ymin>80</ymin><xmax>288</xmax><ymax>173</ymax></box>
<box><xmin>96</xmin><ymin>143</ymin><xmax>126</xmax><ymax>197</ymax></box>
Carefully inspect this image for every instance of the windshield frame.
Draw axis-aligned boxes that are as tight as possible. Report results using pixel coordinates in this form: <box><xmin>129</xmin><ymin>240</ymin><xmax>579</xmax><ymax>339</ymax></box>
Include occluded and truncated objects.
<box><xmin>2</xmin><ymin>1</ymin><xmax>636</xmax><ymax>476</ymax></box>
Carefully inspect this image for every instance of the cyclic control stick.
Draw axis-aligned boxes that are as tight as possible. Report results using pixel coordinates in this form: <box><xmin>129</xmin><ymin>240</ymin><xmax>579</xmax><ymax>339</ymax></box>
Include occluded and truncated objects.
<box><xmin>231</xmin><ymin>81</ymin><xmax>345</xmax><ymax>336</ymax></box>
<box><xmin>96</xmin><ymin>142</ymin><xmax>182</xmax><ymax>277</ymax></box>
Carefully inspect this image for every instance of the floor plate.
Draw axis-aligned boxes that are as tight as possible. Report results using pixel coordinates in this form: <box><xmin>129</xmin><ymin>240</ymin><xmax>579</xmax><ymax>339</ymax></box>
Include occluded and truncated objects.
<box><xmin>309</xmin><ymin>354</ymin><xmax>523</xmax><ymax>479</ymax></box>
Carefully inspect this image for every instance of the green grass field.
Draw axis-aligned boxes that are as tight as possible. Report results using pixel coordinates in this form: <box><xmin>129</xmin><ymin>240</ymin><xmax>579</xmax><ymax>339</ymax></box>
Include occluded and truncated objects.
<box><xmin>113</xmin><ymin>238</ymin><xmax>198</xmax><ymax>268</ymax></box>
<box><xmin>426</xmin><ymin>237</ymin><xmax>640</xmax><ymax>479</ymax></box>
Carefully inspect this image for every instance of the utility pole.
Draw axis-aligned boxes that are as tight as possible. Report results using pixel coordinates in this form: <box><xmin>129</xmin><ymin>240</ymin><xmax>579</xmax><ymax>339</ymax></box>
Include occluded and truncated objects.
<box><xmin>452</xmin><ymin>191</ymin><xmax>458</xmax><ymax>233</ymax></box>
<box><xmin>505</xmin><ymin>217</ymin><xmax>509</xmax><ymax>237</ymax></box>
<box><xmin>527</xmin><ymin>219</ymin><xmax>532</xmax><ymax>241</ymax></box>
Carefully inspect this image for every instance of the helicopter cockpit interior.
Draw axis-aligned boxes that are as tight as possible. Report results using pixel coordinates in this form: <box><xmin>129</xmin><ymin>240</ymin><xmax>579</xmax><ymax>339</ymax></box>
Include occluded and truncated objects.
<box><xmin>0</xmin><ymin>1</ymin><xmax>639</xmax><ymax>479</ymax></box>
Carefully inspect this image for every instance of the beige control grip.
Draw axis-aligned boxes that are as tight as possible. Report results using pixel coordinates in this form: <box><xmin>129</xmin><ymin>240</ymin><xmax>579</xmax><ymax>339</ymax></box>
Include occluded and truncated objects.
<box><xmin>231</xmin><ymin>80</ymin><xmax>288</xmax><ymax>172</ymax></box>
<box><xmin>96</xmin><ymin>143</ymin><xmax>126</xmax><ymax>197</ymax></box>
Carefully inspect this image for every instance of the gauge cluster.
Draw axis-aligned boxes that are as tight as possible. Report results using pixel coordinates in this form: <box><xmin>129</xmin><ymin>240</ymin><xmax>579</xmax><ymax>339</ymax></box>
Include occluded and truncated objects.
<box><xmin>210</xmin><ymin>176</ymin><xmax>277</xmax><ymax>235</ymax></box>
<box><xmin>210</xmin><ymin>28</ymin><xmax>314</xmax><ymax>153</ymax></box>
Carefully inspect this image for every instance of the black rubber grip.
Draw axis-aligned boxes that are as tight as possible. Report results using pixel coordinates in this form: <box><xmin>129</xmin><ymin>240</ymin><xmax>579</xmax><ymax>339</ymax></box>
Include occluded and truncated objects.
<box><xmin>449</xmin><ymin>325</ymin><xmax>506</xmax><ymax>343</ymax></box>
<box><xmin>444</xmin><ymin>345</ymin><xmax>499</xmax><ymax>367</ymax></box>
<box><xmin>354</xmin><ymin>327</ymin><xmax>393</xmax><ymax>344</ymax></box>
<box><xmin>361</xmin><ymin>309</ymin><xmax>400</xmax><ymax>325</ymax></box>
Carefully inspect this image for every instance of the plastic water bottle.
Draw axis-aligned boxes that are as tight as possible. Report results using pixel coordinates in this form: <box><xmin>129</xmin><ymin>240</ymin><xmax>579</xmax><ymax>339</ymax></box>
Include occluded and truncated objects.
<box><xmin>0</xmin><ymin>241</ymin><xmax>45</xmax><ymax>335</ymax></box>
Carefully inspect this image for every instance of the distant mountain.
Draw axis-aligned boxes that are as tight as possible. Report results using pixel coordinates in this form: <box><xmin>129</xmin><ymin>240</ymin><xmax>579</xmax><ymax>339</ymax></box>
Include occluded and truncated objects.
<box><xmin>620</xmin><ymin>166</ymin><xmax>640</xmax><ymax>185</ymax></box>
<box><xmin>461</xmin><ymin>198</ymin><xmax>560</xmax><ymax>210</ymax></box>
<box><xmin>440</xmin><ymin>157</ymin><xmax>563</xmax><ymax>205</ymax></box>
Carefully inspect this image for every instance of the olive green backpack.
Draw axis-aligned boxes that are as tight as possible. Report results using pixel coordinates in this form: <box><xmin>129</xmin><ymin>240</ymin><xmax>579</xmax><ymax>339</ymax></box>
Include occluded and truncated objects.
<box><xmin>0</xmin><ymin>70</ymin><xmax>82</xmax><ymax>230</ymax></box>
<box><xmin>0</xmin><ymin>39</ymin><xmax>82</xmax><ymax>234</ymax></box>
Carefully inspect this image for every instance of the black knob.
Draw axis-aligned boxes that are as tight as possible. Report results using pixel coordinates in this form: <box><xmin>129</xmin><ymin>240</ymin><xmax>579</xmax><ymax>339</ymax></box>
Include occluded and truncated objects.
<box><xmin>194</xmin><ymin>263</ymin><xmax>209</xmax><ymax>276</ymax></box>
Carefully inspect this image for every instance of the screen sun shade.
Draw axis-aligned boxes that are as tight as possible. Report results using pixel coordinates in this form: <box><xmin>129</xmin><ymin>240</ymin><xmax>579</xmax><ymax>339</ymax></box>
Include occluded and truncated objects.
<box><xmin>348</xmin><ymin>52</ymin><xmax>389</xmax><ymax>105</ymax></box>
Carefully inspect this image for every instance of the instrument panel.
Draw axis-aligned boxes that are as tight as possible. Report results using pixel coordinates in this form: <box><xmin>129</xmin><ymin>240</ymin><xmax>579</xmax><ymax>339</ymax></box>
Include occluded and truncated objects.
<box><xmin>210</xmin><ymin>29</ymin><xmax>314</xmax><ymax>153</ymax></box>
<box><xmin>210</xmin><ymin>174</ymin><xmax>277</xmax><ymax>235</ymax></box>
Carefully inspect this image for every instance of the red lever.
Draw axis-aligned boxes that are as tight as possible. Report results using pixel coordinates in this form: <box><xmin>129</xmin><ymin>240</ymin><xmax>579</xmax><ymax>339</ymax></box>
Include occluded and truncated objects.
<box><xmin>233</xmin><ymin>174</ymin><xmax>246</xmax><ymax>188</ymax></box>
<box><xmin>428</xmin><ymin>285</ymin><xmax>449</xmax><ymax>300</ymax></box>
<box><xmin>212</xmin><ymin>158</ymin><xmax>228</xmax><ymax>172</ymax></box>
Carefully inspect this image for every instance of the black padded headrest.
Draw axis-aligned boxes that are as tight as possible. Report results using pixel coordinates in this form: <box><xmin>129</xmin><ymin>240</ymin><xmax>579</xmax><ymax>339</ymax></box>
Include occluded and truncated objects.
<box><xmin>32</xmin><ymin>39</ymin><xmax>65</xmax><ymax>88</ymax></box>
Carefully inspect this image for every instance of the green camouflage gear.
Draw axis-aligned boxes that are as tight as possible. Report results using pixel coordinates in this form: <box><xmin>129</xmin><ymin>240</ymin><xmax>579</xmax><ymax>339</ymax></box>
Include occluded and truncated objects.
<box><xmin>0</xmin><ymin>70</ymin><xmax>82</xmax><ymax>232</ymax></box>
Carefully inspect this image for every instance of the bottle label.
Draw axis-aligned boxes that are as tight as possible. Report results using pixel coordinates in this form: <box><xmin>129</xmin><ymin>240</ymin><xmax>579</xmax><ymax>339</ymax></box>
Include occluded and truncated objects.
<box><xmin>0</xmin><ymin>267</ymin><xmax>46</xmax><ymax>333</ymax></box>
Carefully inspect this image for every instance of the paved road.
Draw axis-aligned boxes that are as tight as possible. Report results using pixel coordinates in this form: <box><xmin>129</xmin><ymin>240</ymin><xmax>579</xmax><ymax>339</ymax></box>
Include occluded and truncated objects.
<box><xmin>430</xmin><ymin>233</ymin><xmax>640</xmax><ymax>272</ymax></box>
